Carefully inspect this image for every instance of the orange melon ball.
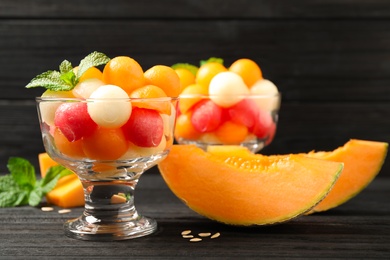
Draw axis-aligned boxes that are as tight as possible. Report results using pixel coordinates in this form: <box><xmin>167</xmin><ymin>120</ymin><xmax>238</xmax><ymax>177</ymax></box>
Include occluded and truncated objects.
<box><xmin>53</xmin><ymin>127</ymin><xmax>86</xmax><ymax>158</ymax></box>
<box><xmin>215</xmin><ymin>121</ymin><xmax>249</xmax><ymax>145</ymax></box>
<box><xmin>102</xmin><ymin>56</ymin><xmax>145</xmax><ymax>95</ymax></box>
<box><xmin>174</xmin><ymin>68</ymin><xmax>196</xmax><ymax>92</ymax></box>
<box><xmin>178</xmin><ymin>83</ymin><xmax>208</xmax><ymax>114</ymax></box>
<box><xmin>82</xmin><ymin>127</ymin><xmax>128</xmax><ymax>160</ymax></box>
<box><xmin>229</xmin><ymin>58</ymin><xmax>263</xmax><ymax>88</ymax></box>
<box><xmin>174</xmin><ymin>112</ymin><xmax>202</xmax><ymax>141</ymax></box>
<box><xmin>130</xmin><ymin>85</ymin><xmax>171</xmax><ymax>115</ymax></box>
<box><xmin>196</xmin><ymin>62</ymin><xmax>227</xmax><ymax>88</ymax></box>
<box><xmin>144</xmin><ymin>65</ymin><xmax>181</xmax><ymax>97</ymax></box>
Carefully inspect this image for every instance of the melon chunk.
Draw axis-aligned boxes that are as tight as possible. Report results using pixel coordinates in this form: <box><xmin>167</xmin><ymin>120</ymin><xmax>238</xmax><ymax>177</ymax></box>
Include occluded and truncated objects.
<box><xmin>158</xmin><ymin>145</ymin><xmax>343</xmax><ymax>226</ymax></box>
<box><xmin>45</xmin><ymin>177</ymin><xmax>84</xmax><ymax>208</ymax></box>
<box><xmin>308</xmin><ymin>139</ymin><xmax>388</xmax><ymax>213</ymax></box>
<box><xmin>38</xmin><ymin>153</ymin><xmax>84</xmax><ymax>208</ymax></box>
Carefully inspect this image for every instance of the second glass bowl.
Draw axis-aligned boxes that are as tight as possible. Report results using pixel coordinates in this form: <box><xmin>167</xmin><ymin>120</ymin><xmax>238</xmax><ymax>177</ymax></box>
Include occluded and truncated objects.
<box><xmin>174</xmin><ymin>93</ymin><xmax>281</xmax><ymax>153</ymax></box>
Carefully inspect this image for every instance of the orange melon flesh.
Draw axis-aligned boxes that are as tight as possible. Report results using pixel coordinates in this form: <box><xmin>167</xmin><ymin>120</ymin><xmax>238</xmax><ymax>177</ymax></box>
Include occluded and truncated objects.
<box><xmin>38</xmin><ymin>153</ymin><xmax>84</xmax><ymax>208</ymax></box>
<box><xmin>307</xmin><ymin>139</ymin><xmax>388</xmax><ymax>213</ymax></box>
<box><xmin>158</xmin><ymin>145</ymin><xmax>343</xmax><ymax>226</ymax></box>
<box><xmin>45</xmin><ymin>177</ymin><xmax>85</xmax><ymax>208</ymax></box>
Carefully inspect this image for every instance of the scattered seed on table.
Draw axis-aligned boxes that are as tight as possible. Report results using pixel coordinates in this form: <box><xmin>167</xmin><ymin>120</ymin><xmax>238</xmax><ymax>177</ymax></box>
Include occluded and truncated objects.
<box><xmin>58</xmin><ymin>209</ymin><xmax>71</xmax><ymax>214</ymax></box>
<box><xmin>211</xmin><ymin>232</ymin><xmax>221</xmax><ymax>239</ymax></box>
<box><xmin>41</xmin><ymin>207</ymin><xmax>54</xmax><ymax>212</ymax></box>
<box><xmin>182</xmin><ymin>235</ymin><xmax>194</xmax><ymax>238</ymax></box>
<box><xmin>190</xmin><ymin>238</ymin><xmax>202</xmax><ymax>242</ymax></box>
<box><xmin>181</xmin><ymin>230</ymin><xmax>192</xmax><ymax>235</ymax></box>
<box><xmin>198</xmin><ymin>232</ymin><xmax>211</xmax><ymax>237</ymax></box>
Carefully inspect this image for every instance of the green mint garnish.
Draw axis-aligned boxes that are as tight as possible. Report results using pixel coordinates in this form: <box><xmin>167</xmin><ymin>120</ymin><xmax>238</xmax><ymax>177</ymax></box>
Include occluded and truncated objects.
<box><xmin>200</xmin><ymin>57</ymin><xmax>224</xmax><ymax>66</ymax></box>
<box><xmin>0</xmin><ymin>157</ymin><xmax>73</xmax><ymax>207</ymax></box>
<box><xmin>76</xmin><ymin>51</ymin><xmax>111</xmax><ymax>79</ymax></box>
<box><xmin>171</xmin><ymin>63</ymin><xmax>199</xmax><ymax>76</ymax></box>
<box><xmin>25</xmin><ymin>51</ymin><xmax>110</xmax><ymax>92</ymax></box>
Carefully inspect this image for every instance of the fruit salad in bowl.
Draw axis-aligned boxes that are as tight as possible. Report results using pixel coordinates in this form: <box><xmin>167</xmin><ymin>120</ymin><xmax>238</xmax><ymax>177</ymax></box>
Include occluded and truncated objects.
<box><xmin>27</xmin><ymin>52</ymin><xmax>179</xmax><ymax>241</ymax></box>
<box><xmin>173</xmin><ymin>58</ymin><xmax>280</xmax><ymax>152</ymax></box>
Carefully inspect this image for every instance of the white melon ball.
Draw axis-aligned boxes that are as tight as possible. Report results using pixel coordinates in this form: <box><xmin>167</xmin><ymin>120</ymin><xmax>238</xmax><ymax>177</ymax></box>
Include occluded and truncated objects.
<box><xmin>87</xmin><ymin>85</ymin><xmax>132</xmax><ymax>128</ymax></box>
<box><xmin>250</xmin><ymin>79</ymin><xmax>280</xmax><ymax>111</ymax></box>
<box><xmin>209</xmin><ymin>71</ymin><xmax>249</xmax><ymax>107</ymax></box>
<box><xmin>39</xmin><ymin>89</ymin><xmax>75</xmax><ymax>126</ymax></box>
<box><xmin>72</xmin><ymin>78</ymin><xmax>105</xmax><ymax>99</ymax></box>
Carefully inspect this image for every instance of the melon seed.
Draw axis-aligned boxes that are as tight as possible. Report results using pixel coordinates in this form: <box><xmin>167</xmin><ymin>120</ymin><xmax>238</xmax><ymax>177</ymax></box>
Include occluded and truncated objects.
<box><xmin>190</xmin><ymin>238</ymin><xmax>202</xmax><ymax>242</ymax></box>
<box><xmin>58</xmin><ymin>209</ymin><xmax>71</xmax><ymax>214</ymax></box>
<box><xmin>181</xmin><ymin>230</ymin><xmax>192</xmax><ymax>235</ymax></box>
<box><xmin>211</xmin><ymin>232</ymin><xmax>221</xmax><ymax>239</ymax></box>
<box><xmin>41</xmin><ymin>206</ymin><xmax>54</xmax><ymax>212</ymax></box>
<box><xmin>182</xmin><ymin>235</ymin><xmax>194</xmax><ymax>238</ymax></box>
<box><xmin>198</xmin><ymin>232</ymin><xmax>211</xmax><ymax>237</ymax></box>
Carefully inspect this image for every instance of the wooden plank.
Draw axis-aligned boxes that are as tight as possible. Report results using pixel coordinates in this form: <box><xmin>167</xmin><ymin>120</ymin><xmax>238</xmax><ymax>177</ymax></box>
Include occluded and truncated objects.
<box><xmin>0</xmin><ymin>174</ymin><xmax>389</xmax><ymax>258</ymax></box>
<box><xmin>0</xmin><ymin>19</ymin><xmax>389</xmax><ymax>101</ymax></box>
<box><xmin>1</xmin><ymin>0</ymin><xmax>390</xmax><ymax>18</ymax></box>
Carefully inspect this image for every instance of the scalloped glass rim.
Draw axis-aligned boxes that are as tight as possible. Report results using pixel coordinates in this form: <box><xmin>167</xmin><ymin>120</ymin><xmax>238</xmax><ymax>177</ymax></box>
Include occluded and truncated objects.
<box><xmin>36</xmin><ymin>96</ymin><xmax>178</xmax><ymax>102</ymax></box>
<box><xmin>179</xmin><ymin>92</ymin><xmax>281</xmax><ymax>99</ymax></box>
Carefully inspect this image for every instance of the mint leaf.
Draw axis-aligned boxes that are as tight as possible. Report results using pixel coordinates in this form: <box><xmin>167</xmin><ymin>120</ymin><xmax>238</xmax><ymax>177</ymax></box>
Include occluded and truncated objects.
<box><xmin>28</xmin><ymin>188</ymin><xmax>43</xmax><ymax>207</ymax></box>
<box><xmin>60</xmin><ymin>70</ymin><xmax>77</xmax><ymax>87</ymax></box>
<box><xmin>76</xmin><ymin>51</ymin><xmax>110</xmax><ymax>80</ymax></box>
<box><xmin>200</xmin><ymin>57</ymin><xmax>224</xmax><ymax>66</ymax></box>
<box><xmin>39</xmin><ymin>165</ymin><xmax>73</xmax><ymax>194</ymax></box>
<box><xmin>59</xmin><ymin>60</ymin><xmax>73</xmax><ymax>74</ymax></box>
<box><xmin>0</xmin><ymin>174</ymin><xmax>17</xmax><ymax>192</ymax></box>
<box><xmin>171</xmin><ymin>63</ymin><xmax>199</xmax><ymax>76</ymax></box>
<box><xmin>7</xmin><ymin>157</ymin><xmax>36</xmax><ymax>189</ymax></box>
<box><xmin>0</xmin><ymin>157</ymin><xmax>72</xmax><ymax>207</ymax></box>
<box><xmin>0</xmin><ymin>175</ymin><xmax>29</xmax><ymax>207</ymax></box>
<box><xmin>25</xmin><ymin>51</ymin><xmax>111</xmax><ymax>92</ymax></box>
<box><xmin>25</xmin><ymin>70</ymin><xmax>73</xmax><ymax>91</ymax></box>
<box><xmin>0</xmin><ymin>190</ymin><xmax>28</xmax><ymax>207</ymax></box>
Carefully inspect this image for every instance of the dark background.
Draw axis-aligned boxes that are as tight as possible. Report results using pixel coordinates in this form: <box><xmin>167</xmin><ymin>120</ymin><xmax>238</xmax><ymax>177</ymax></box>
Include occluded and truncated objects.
<box><xmin>0</xmin><ymin>0</ymin><xmax>389</xmax><ymax>176</ymax></box>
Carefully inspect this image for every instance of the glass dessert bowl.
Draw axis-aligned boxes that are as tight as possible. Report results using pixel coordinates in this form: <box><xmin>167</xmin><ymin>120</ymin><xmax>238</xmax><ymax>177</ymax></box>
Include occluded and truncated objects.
<box><xmin>36</xmin><ymin>96</ymin><xmax>178</xmax><ymax>241</ymax></box>
<box><xmin>174</xmin><ymin>93</ymin><xmax>280</xmax><ymax>152</ymax></box>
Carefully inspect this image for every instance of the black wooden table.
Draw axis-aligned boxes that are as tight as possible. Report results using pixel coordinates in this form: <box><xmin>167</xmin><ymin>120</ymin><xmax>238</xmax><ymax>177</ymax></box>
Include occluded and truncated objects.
<box><xmin>1</xmin><ymin>171</ymin><xmax>389</xmax><ymax>259</ymax></box>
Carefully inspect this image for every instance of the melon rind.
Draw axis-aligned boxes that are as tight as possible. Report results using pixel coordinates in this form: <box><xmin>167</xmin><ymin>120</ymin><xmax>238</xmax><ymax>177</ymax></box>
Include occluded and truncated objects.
<box><xmin>158</xmin><ymin>145</ymin><xmax>343</xmax><ymax>226</ymax></box>
<box><xmin>308</xmin><ymin>139</ymin><xmax>388</xmax><ymax>213</ymax></box>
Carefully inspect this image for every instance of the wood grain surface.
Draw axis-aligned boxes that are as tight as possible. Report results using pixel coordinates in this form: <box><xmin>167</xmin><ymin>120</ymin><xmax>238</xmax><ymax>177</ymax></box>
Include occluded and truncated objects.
<box><xmin>0</xmin><ymin>174</ymin><xmax>389</xmax><ymax>259</ymax></box>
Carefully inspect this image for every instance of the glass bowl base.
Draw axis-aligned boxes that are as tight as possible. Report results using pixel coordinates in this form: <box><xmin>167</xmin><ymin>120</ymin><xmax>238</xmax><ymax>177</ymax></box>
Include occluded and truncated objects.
<box><xmin>64</xmin><ymin>215</ymin><xmax>157</xmax><ymax>241</ymax></box>
<box><xmin>177</xmin><ymin>138</ymin><xmax>266</xmax><ymax>153</ymax></box>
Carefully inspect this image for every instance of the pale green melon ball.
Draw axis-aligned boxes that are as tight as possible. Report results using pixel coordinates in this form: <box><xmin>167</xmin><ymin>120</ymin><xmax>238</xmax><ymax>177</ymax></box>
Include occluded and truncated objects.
<box><xmin>209</xmin><ymin>71</ymin><xmax>249</xmax><ymax>107</ymax></box>
<box><xmin>87</xmin><ymin>85</ymin><xmax>132</xmax><ymax>128</ymax></box>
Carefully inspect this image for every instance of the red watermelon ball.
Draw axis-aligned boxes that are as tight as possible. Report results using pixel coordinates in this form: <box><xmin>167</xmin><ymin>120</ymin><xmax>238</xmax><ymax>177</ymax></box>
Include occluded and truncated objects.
<box><xmin>191</xmin><ymin>99</ymin><xmax>223</xmax><ymax>133</ymax></box>
<box><xmin>227</xmin><ymin>98</ymin><xmax>258</xmax><ymax>128</ymax></box>
<box><xmin>54</xmin><ymin>102</ymin><xmax>98</xmax><ymax>142</ymax></box>
<box><xmin>122</xmin><ymin>107</ymin><xmax>164</xmax><ymax>147</ymax></box>
<box><xmin>251</xmin><ymin>109</ymin><xmax>275</xmax><ymax>139</ymax></box>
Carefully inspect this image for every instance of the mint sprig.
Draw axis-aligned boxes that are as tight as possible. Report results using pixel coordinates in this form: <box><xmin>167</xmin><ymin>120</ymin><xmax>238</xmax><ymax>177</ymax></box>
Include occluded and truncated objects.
<box><xmin>200</xmin><ymin>57</ymin><xmax>224</xmax><ymax>66</ymax></box>
<box><xmin>25</xmin><ymin>51</ymin><xmax>110</xmax><ymax>92</ymax></box>
<box><xmin>0</xmin><ymin>157</ymin><xmax>73</xmax><ymax>207</ymax></box>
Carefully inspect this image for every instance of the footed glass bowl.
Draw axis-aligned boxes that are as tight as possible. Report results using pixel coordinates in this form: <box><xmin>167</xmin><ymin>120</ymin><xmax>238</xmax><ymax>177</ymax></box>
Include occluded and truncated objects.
<box><xmin>36</xmin><ymin>96</ymin><xmax>178</xmax><ymax>241</ymax></box>
<box><xmin>174</xmin><ymin>93</ymin><xmax>280</xmax><ymax>153</ymax></box>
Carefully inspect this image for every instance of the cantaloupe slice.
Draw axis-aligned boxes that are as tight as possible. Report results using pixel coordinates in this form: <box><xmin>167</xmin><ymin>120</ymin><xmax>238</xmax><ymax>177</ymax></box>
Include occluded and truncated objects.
<box><xmin>38</xmin><ymin>153</ymin><xmax>84</xmax><ymax>208</ymax></box>
<box><xmin>207</xmin><ymin>139</ymin><xmax>388</xmax><ymax>214</ymax></box>
<box><xmin>158</xmin><ymin>145</ymin><xmax>343</xmax><ymax>225</ymax></box>
<box><xmin>44</xmin><ymin>177</ymin><xmax>85</xmax><ymax>208</ymax></box>
<box><xmin>39</xmin><ymin>153</ymin><xmax>77</xmax><ymax>188</ymax></box>
<box><xmin>307</xmin><ymin>139</ymin><xmax>388</xmax><ymax>213</ymax></box>
<box><xmin>39</xmin><ymin>153</ymin><xmax>59</xmax><ymax>177</ymax></box>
